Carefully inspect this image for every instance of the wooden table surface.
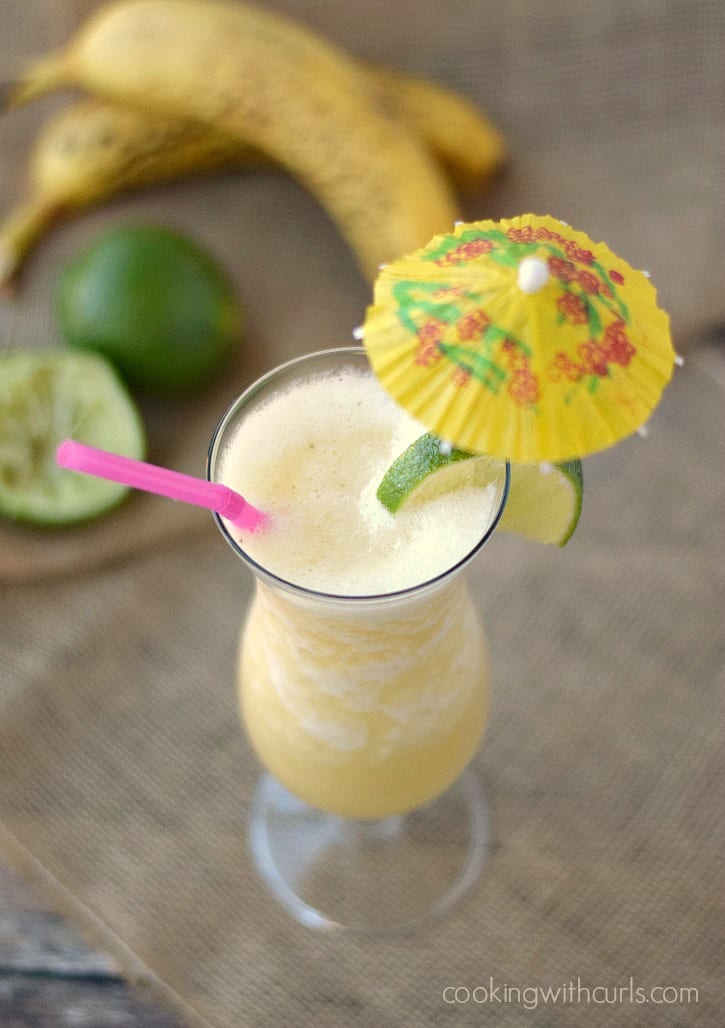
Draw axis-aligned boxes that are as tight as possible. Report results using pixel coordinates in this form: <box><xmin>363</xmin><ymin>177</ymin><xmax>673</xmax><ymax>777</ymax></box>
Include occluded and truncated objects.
<box><xmin>0</xmin><ymin>861</ymin><xmax>182</xmax><ymax>1027</ymax></box>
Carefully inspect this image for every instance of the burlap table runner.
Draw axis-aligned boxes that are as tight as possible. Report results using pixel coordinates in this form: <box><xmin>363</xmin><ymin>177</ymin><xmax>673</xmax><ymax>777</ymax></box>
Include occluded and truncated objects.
<box><xmin>2</xmin><ymin>1</ymin><xmax>725</xmax><ymax>1024</ymax></box>
<box><xmin>2</xmin><ymin>354</ymin><xmax>724</xmax><ymax>1026</ymax></box>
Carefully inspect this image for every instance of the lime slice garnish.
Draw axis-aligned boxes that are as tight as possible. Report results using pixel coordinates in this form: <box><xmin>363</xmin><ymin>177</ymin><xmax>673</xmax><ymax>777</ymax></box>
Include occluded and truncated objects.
<box><xmin>376</xmin><ymin>432</ymin><xmax>583</xmax><ymax>545</ymax></box>
<box><xmin>0</xmin><ymin>350</ymin><xmax>146</xmax><ymax>525</ymax></box>
<box><xmin>375</xmin><ymin>432</ymin><xmax>502</xmax><ymax>512</ymax></box>
<box><xmin>501</xmin><ymin>459</ymin><xmax>582</xmax><ymax>545</ymax></box>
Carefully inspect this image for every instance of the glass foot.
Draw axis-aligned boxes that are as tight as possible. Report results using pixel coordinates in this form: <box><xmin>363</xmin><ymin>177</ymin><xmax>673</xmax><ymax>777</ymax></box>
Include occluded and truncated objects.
<box><xmin>249</xmin><ymin>770</ymin><xmax>489</xmax><ymax>933</ymax></box>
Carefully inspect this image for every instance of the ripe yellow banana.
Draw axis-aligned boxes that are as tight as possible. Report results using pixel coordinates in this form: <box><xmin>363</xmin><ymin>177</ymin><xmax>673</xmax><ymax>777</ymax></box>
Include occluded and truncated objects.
<box><xmin>0</xmin><ymin>100</ymin><xmax>263</xmax><ymax>286</ymax></box>
<box><xmin>0</xmin><ymin>62</ymin><xmax>505</xmax><ymax>286</ymax></box>
<box><xmin>2</xmin><ymin>0</ymin><xmax>461</xmax><ymax>280</ymax></box>
<box><xmin>368</xmin><ymin>66</ymin><xmax>506</xmax><ymax>191</ymax></box>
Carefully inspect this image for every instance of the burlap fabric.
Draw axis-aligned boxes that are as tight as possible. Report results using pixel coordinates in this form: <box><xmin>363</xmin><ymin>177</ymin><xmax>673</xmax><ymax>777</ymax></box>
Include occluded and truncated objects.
<box><xmin>2</xmin><ymin>1</ymin><xmax>724</xmax><ymax>1025</ymax></box>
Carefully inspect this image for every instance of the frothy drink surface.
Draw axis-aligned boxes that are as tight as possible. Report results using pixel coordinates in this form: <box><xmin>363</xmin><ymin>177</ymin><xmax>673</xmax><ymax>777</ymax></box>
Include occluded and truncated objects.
<box><xmin>217</xmin><ymin>368</ymin><xmax>500</xmax><ymax>595</ymax></box>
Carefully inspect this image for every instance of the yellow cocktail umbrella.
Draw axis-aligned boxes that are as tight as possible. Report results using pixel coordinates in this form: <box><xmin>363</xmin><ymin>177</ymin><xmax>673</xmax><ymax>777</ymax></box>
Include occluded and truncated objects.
<box><xmin>360</xmin><ymin>214</ymin><xmax>675</xmax><ymax>462</ymax></box>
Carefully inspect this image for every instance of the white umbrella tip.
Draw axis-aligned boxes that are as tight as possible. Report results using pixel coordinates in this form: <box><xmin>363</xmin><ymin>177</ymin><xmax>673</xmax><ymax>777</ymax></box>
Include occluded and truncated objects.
<box><xmin>517</xmin><ymin>256</ymin><xmax>550</xmax><ymax>294</ymax></box>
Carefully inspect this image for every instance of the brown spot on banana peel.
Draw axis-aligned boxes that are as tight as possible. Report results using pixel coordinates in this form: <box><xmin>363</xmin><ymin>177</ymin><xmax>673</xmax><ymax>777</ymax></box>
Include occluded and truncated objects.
<box><xmin>2</xmin><ymin>0</ymin><xmax>459</xmax><ymax>278</ymax></box>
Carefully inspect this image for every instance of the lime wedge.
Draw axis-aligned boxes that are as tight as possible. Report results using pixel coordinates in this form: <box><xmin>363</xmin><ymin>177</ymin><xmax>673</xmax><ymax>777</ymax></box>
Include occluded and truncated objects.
<box><xmin>376</xmin><ymin>432</ymin><xmax>502</xmax><ymax>512</ymax></box>
<box><xmin>376</xmin><ymin>432</ymin><xmax>582</xmax><ymax>545</ymax></box>
<box><xmin>502</xmin><ymin>459</ymin><xmax>583</xmax><ymax>545</ymax></box>
<box><xmin>0</xmin><ymin>350</ymin><xmax>146</xmax><ymax>525</ymax></box>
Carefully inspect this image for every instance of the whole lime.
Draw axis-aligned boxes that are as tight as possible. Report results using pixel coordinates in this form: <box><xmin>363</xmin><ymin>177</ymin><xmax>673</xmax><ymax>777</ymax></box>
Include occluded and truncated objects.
<box><xmin>56</xmin><ymin>225</ymin><xmax>242</xmax><ymax>393</ymax></box>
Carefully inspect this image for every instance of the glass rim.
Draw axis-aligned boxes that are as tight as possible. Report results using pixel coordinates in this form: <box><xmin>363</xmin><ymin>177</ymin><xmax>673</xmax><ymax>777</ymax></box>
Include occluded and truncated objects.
<box><xmin>207</xmin><ymin>346</ymin><xmax>510</xmax><ymax>604</ymax></box>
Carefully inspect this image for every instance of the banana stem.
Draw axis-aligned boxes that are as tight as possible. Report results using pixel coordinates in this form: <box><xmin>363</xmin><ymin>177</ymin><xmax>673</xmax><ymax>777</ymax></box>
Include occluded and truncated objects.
<box><xmin>0</xmin><ymin>195</ymin><xmax>61</xmax><ymax>288</ymax></box>
<box><xmin>0</xmin><ymin>52</ymin><xmax>71</xmax><ymax>110</ymax></box>
<box><xmin>0</xmin><ymin>81</ymin><xmax>20</xmax><ymax>112</ymax></box>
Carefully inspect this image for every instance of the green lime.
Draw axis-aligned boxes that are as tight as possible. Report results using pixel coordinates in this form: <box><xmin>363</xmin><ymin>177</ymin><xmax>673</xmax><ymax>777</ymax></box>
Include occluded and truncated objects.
<box><xmin>377</xmin><ymin>432</ymin><xmax>583</xmax><ymax>545</ymax></box>
<box><xmin>0</xmin><ymin>350</ymin><xmax>146</xmax><ymax>525</ymax></box>
<box><xmin>56</xmin><ymin>225</ymin><xmax>242</xmax><ymax>393</ymax></box>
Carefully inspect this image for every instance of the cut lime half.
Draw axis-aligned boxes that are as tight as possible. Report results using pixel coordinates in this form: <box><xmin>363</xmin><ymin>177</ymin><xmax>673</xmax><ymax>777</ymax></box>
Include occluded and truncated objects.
<box><xmin>0</xmin><ymin>350</ymin><xmax>146</xmax><ymax>525</ymax></box>
<box><xmin>376</xmin><ymin>432</ymin><xmax>582</xmax><ymax>545</ymax></box>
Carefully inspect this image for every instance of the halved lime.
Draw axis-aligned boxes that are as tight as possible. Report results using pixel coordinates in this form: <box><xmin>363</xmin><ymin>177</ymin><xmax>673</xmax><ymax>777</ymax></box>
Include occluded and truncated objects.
<box><xmin>0</xmin><ymin>350</ymin><xmax>146</xmax><ymax>525</ymax></box>
<box><xmin>376</xmin><ymin>432</ymin><xmax>583</xmax><ymax>545</ymax></box>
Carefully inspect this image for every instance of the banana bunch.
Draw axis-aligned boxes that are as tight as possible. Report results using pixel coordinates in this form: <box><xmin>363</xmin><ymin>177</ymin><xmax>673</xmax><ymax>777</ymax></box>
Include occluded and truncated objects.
<box><xmin>0</xmin><ymin>0</ymin><xmax>506</xmax><ymax>287</ymax></box>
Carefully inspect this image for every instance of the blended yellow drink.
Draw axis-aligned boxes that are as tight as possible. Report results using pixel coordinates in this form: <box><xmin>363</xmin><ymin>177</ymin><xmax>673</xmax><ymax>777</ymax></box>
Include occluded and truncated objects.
<box><xmin>211</xmin><ymin>348</ymin><xmax>507</xmax><ymax>819</ymax></box>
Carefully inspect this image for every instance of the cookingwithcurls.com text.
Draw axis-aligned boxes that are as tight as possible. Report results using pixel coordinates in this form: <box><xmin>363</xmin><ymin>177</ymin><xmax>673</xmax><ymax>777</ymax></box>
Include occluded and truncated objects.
<box><xmin>442</xmin><ymin>977</ymin><xmax>699</xmax><ymax>1012</ymax></box>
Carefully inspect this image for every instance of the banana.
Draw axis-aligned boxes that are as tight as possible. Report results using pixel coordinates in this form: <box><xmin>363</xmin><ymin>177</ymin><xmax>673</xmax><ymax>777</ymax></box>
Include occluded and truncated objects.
<box><xmin>0</xmin><ymin>62</ymin><xmax>505</xmax><ymax>286</ymax></box>
<box><xmin>0</xmin><ymin>100</ymin><xmax>263</xmax><ymax>286</ymax></box>
<box><xmin>1</xmin><ymin>0</ymin><xmax>461</xmax><ymax>280</ymax></box>
<box><xmin>368</xmin><ymin>66</ymin><xmax>506</xmax><ymax>191</ymax></box>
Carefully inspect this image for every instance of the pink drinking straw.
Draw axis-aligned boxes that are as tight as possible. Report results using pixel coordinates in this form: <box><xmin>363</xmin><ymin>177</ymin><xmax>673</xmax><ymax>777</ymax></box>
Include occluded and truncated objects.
<box><xmin>56</xmin><ymin>439</ymin><xmax>269</xmax><ymax>533</ymax></box>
